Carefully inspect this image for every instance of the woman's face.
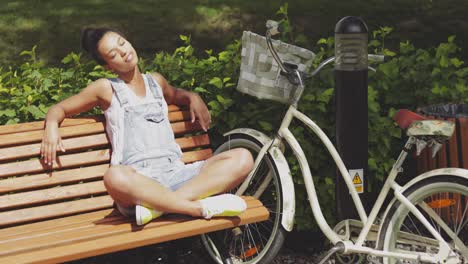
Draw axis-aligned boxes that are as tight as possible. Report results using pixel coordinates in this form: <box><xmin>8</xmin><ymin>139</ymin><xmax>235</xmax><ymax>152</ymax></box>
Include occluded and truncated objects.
<box><xmin>97</xmin><ymin>32</ymin><xmax>138</xmax><ymax>73</ymax></box>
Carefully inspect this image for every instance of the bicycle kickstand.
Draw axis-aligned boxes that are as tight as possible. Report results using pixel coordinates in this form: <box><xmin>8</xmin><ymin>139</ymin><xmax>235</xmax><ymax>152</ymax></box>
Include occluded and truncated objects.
<box><xmin>316</xmin><ymin>242</ymin><xmax>346</xmax><ymax>264</ymax></box>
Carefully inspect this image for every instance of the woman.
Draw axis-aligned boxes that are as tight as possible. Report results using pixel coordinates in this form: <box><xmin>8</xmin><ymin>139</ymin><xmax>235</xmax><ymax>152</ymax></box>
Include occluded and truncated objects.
<box><xmin>41</xmin><ymin>28</ymin><xmax>253</xmax><ymax>225</ymax></box>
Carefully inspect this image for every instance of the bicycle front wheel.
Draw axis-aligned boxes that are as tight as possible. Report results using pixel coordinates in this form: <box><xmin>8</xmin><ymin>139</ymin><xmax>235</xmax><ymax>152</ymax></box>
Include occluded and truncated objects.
<box><xmin>378</xmin><ymin>176</ymin><xmax>468</xmax><ymax>264</ymax></box>
<box><xmin>201</xmin><ymin>135</ymin><xmax>287</xmax><ymax>264</ymax></box>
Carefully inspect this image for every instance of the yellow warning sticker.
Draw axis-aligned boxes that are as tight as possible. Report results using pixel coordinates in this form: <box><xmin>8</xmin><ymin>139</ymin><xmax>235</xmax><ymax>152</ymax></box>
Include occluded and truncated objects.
<box><xmin>355</xmin><ymin>186</ymin><xmax>363</xmax><ymax>193</ymax></box>
<box><xmin>353</xmin><ymin>173</ymin><xmax>362</xmax><ymax>184</ymax></box>
<box><xmin>349</xmin><ymin>169</ymin><xmax>364</xmax><ymax>194</ymax></box>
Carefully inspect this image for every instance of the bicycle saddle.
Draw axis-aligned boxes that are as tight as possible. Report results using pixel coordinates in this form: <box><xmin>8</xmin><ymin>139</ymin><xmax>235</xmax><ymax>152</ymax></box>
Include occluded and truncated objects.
<box><xmin>393</xmin><ymin>109</ymin><xmax>455</xmax><ymax>138</ymax></box>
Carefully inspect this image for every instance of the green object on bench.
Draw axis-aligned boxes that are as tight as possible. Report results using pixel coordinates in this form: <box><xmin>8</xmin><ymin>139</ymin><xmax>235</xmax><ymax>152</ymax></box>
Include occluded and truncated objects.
<box><xmin>0</xmin><ymin>105</ymin><xmax>269</xmax><ymax>264</ymax></box>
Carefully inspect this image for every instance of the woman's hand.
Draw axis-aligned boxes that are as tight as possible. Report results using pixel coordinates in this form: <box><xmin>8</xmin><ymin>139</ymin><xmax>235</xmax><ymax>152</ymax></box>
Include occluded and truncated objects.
<box><xmin>40</xmin><ymin>121</ymin><xmax>66</xmax><ymax>167</ymax></box>
<box><xmin>189</xmin><ymin>93</ymin><xmax>211</xmax><ymax>131</ymax></box>
<box><xmin>152</xmin><ymin>72</ymin><xmax>212</xmax><ymax>130</ymax></box>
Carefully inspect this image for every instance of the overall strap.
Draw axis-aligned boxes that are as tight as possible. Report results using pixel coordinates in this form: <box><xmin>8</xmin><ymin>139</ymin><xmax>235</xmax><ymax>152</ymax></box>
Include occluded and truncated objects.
<box><xmin>145</xmin><ymin>74</ymin><xmax>163</xmax><ymax>99</ymax></box>
<box><xmin>108</xmin><ymin>78</ymin><xmax>131</xmax><ymax>107</ymax></box>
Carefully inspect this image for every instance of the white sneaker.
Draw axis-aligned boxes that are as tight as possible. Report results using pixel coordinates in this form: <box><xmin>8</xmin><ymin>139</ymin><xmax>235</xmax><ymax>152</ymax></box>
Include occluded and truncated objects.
<box><xmin>135</xmin><ymin>205</ymin><xmax>163</xmax><ymax>226</ymax></box>
<box><xmin>199</xmin><ymin>194</ymin><xmax>247</xmax><ymax>219</ymax></box>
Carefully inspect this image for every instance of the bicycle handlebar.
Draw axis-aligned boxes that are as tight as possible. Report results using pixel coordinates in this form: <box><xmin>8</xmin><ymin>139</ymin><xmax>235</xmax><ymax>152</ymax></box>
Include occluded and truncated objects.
<box><xmin>265</xmin><ymin>20</ymin><xmax>386</xmax><ymax>80</ymax></box>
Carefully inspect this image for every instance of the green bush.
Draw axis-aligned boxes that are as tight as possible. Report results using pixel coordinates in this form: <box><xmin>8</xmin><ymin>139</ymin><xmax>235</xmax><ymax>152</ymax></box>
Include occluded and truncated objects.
<box><xmin>0</xmin><ymin>10</ymin><xmax>466</xmax><ymax>231</ymax></box>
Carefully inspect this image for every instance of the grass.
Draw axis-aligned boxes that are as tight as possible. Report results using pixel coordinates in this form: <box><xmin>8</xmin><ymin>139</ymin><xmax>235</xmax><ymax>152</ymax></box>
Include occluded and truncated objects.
<box><xmin>0</xmin><ymin>0</ymin><xmax>468</xmax><ymax>65</ymax></box>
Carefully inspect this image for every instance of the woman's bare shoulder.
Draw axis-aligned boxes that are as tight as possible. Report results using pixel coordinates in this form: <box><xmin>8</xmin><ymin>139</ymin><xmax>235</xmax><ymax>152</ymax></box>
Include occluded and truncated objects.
<box><xmin>80</xmin><ymin>78</ymin><xmax>114</xmax><ymax>110</ymax></box>
<box><xmin>148</xmin><ymin>72</ymin><xmax>168</xmax><ymax>86</ymax></box>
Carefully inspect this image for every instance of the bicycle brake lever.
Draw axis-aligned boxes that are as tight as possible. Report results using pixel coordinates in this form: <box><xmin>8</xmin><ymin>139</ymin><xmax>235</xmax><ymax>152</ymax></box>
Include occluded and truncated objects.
<box><xmin>266</xmin><ymin>20</ymin><xmax>281</xmax><ymax>36</ymax></box>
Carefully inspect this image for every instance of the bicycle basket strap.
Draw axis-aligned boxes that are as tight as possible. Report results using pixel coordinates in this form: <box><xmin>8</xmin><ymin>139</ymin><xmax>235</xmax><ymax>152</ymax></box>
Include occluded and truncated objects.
<box><xmin>237</xmin><ymin>31</ymin><xmax>315</xmax><ymax>104</ymax></box>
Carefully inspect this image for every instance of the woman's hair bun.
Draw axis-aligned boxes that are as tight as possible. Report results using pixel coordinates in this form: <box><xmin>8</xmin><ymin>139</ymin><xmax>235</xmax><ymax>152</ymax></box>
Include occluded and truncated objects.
<box><xmin>80</xmin><ymin>27</ymin><xmax>119</xmax><ymax>65</ymax></box>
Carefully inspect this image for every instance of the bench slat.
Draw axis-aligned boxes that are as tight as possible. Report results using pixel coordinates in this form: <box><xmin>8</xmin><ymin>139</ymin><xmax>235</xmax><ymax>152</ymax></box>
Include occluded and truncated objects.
<box><xmin>0</xmin><ymin>107</ymin><xmax>186</xmax><ymax>136</ymax></box>
<box><xmin>2</xmin><ymin>207</ymin><xmax>269</xmax><ymax>264</ymax></box>
<box><xmin>172</xmin><ymin>121</ymin><xmax>203</xmax><ymax>135</ymax></box>
<box><xmin>0</xmin><ymin>117</ymin><xmax>104</xmax><ymax>136</ymax></box>
<box><xmin>0</xmin><ymin>148</ymin><xmax>211</xmax><ymax>178</ymax></box>
<box><xmin>0</xmin><ymin>164</ymin><xmax>108</xmax><ymax>195</ymax></box>
<box><xmin>168</xmin><ymin>110</ymin><xmax>191</xmax><ymax>122</ymax></box>
<box><xmin>0</xmin><ymin>133</ymin><xmax>108</xmax><ymax>162</ymax></box>
<box><xmin>0</xmin><ymin>181</ymin><xmax>106</xmax><ymax>210</ymax></box>
<box><xmin>0</xmin><ymin>199</ymin><xmax>262</xmax><ymax>255</ymax></box>
<box><xmin>0</xmin><ymin>197</ymin><xmax>257</xmax><ymax>239</ymax></box>
<box><xmin>447</xmin><ymin>117</ymin><xmax>460</xmax><ymax>167</ymax></box>
<box><xmin>0</xmin><ymin>122</ymin><xmax>105</xmax><ymax>148</ymax></box>
<box><xmin>0</xmin><ymin>199</ymin><xmax>268</xmax><ymax>264</ymax></box>
<box><xmin>0</xmin><ymin>209</ymin><xmax>116</xmax><ymax>240</ymax></box>
<box><xmin>182</xmin><ymin>148</ymin><xmax>213</xmax><ymax>163</ymax></box>
<box><xmin>0</xmin><ymin>196</ymin><xmax>113</xmax><ymax>227</ymax></box>
<box><xmin>0</xmin><ymin>120</ymin><xmax>202</xmax><ymax>148</ymax></box>
<box><xmin>0</xmin><ymin>149</ymin><xmax>110</xmax><ymax>178</ymax></box>
<box><xmin>0</xmin><ymin>134</ymin><xmax>210</xmax><ymax>193</ymax></box>
<box><xmin>459</xmin><ymin>117</ymin><xmax>468</xmax><ymax>169</ymax></box>
<box><xmin>0</xmin><ymin>133</ymin><xmax>209</xmax><ymax>163</ymax></box>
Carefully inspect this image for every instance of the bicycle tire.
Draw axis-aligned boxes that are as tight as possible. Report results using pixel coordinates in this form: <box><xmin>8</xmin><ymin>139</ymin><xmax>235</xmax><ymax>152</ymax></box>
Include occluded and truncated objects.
<box><xmin>377</xmin><ymin>175</ymin><xmax>468</xmax><ymax>264</ymax></box>
<box><xmin>201</xmin><ymin>135</ymin><xmax>287</xmax><ymax>264</ymax></box>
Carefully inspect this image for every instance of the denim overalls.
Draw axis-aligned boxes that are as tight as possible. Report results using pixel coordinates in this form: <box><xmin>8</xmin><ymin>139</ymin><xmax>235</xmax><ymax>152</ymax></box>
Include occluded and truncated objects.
<box><xmin>108</xmin><ymin>74</ymin><xmax>205</xmax><ymax>216</ymax></box>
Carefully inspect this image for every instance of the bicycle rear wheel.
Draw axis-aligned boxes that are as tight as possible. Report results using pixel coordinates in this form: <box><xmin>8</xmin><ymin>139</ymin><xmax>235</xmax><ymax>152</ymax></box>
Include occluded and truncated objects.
<box><xmin>377</xmin><ymin>176</ymin><xmax>468</xmax><ymax>264</ymax></box>
<box><xmin>201</xmin><ymin>135</ymin><xmax>286</xmax><ymax>264</ymax></box>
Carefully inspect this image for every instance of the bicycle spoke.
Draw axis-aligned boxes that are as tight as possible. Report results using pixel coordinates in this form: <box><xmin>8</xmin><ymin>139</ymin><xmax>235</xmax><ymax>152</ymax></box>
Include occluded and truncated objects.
<box><xmin>455</xmin><ymin>202</ymin><xmax>468</xmax><ymax>235</ymax></box>
<box><xmin>380</xmin><ymin>178</ymin><xmax>468</xmax><ymax>264</ymax></box>
<box><xmin>202</xmin><ymin>137</ymin><xmax>285</xmax><ymax>264</ymax></box>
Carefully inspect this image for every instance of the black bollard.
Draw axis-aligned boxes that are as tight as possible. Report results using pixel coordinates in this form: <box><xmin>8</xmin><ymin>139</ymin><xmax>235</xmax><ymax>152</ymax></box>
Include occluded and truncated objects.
<box><xmin>334</xmin><ymin>16</ymin><xmax>369</xmax><ymax>220</ymax></box>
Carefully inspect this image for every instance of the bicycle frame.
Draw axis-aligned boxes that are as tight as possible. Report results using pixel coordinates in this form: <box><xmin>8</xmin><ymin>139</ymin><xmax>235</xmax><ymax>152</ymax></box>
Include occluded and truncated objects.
<box><xmin>241</xmin><ymin>103</ymin><xmax>460</xmax><ymax>263</ymax></box>
<box><xmin>229</xmin><ymin>25</ymin><xmax>465</xmax><ymax>262</ymax></box>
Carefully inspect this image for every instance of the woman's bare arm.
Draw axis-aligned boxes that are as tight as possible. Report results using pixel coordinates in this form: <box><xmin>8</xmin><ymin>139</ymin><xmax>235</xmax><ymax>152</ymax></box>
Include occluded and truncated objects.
<box><xmin>41</xmin><ymin>78</ymin><xmax>110</xmax><ymax>166</ymax></box>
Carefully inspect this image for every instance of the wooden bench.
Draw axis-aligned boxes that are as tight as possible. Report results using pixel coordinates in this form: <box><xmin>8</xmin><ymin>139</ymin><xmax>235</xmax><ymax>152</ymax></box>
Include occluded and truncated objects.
<box><xmin>416</xmin><ymin>116</ymin><xmax>468</xmax><ymax>172</ymax></box>
<box><xmin>0</xmin><ymin>105</ymin><xmax>269</xmax><ymax>263</ymax></box>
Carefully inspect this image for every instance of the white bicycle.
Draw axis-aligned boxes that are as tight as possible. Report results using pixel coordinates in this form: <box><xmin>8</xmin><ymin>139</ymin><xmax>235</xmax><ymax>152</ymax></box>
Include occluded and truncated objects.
<box><xmin>201</xmin><ymin>21</ymin><xmax>468</xmax><ymax>264</ymax></box>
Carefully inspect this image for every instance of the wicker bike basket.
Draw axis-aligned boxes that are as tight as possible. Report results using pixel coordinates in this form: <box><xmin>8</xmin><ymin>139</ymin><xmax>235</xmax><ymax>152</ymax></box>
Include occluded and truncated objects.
<box><xmin>237</xmin><ymin>31</ymin><xmax>316</xmax><ymax>104</ymax></box>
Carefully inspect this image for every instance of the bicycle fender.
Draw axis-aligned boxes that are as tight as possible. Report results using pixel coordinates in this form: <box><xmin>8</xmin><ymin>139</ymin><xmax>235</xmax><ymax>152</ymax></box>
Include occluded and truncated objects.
<box><xmin>400</xmin><ymin>168</ymin><xmax>468</xmax><ymax>192</ymax></box>
<box><xmin>377</xmin><ymin>167</ymin><xmax>468</xmax><ymax>246</ymax></box>
<box><xmin>224</xmin><ymin>128</ymin><xmax>296</xmax><ymax>231</ymax></box>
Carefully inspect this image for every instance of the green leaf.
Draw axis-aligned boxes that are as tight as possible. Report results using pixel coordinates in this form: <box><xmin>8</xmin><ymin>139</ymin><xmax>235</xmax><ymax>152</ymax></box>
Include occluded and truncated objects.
<box><xmin>209</xmin><ymin>77</ymin><xmax>223</xmax><ymax>89</ymax></box>
<box><xmin>207</xmin><ymin>100</ymin><xmax>221</xmax><ymax>111</ymax></box>
<box><xmin>317</xmin><ymin>38</ymin><xmax>328</xmax><ymax>45</ymax></box>
<box><xmin>448</xmin><ymin>35</ymin><xmax>456</xmax><ymax>43</ymax></box>
<box><xmin>324</xmin><ymin>177</ymin><xmax>334</xmax><ymax>185</ymax></box>
<box><xmin>0</xmin><ymin>109</ymin><xmax>16</xmax><ymax>117</ymax></box>
<box><xmin>439</xmin><ymin>56</ymin><xmax>449</xmax><ymax>68</ymax></box>
<box><xmin>317</xmin><ymin>88</ymin><xmax>334</xmax><ymax>103</ymax></box>
<box><xmin>26</xmin><ymin>105</ymin><xmax>46</xmax><ymax>119</ymax></box>
<box><xmin>383</xmin><ymin>50</ymin><xmax>396</xmax><ymax>57</ymax></box>
<box><xmin>258</xmin><ymin>121</ymin><xmax>273</xmax><ymax>131</ymax></box>
<box><xmin>368</xmin><ymin>40</ymin><xmax>381</xmax><ymax>47</ymax></box>
<box><xmin>218</xmin><ymin>51</ymin><xmax>230</xmax><ymax>62</ymax></box>
<box><xmin>450</xmin><ymin>58</ymin><xmax>464</xmax><ymax>68</ymax></box>
<box><xmin>194</xmin><ymin>87</ymin><xmax>208</xmax><ymax>93</ymax></box>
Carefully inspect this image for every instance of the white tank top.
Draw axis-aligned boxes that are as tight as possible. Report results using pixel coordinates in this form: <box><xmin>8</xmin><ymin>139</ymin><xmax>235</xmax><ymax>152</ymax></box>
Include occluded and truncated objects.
<box><xmin>104</xmin><ymin>74</ymin><xmax>155</xmax><ymax>165</ymax></box>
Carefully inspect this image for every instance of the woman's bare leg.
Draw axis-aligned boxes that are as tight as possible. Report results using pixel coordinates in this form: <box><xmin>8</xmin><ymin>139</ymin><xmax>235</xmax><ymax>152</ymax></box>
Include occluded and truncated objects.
<box><xmin>103</xmin><ymin>148</ymin><xmax>253</xmax><ymax>216</ymax></box>
<box><xmin>174</xmin><ymin>148</ymin><xmax>254</xmax><ymax>200</ymax></box>
<box><xmin>103</xmin><ymin>165</ymin><xmax>202</xmax><ymax>216</ymax></box>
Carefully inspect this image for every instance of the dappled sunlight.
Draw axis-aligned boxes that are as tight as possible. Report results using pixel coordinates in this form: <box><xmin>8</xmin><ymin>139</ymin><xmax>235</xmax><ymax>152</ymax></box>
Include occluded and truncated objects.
<box><xmin>0</xmin><ymin>0</ymin><xmax>466</xmax><ymax>64</ymax></box>
<box><xmin>190</xmin><ymin>5</ymin><xmax>241</xmax><ymax>33</ymax></box>
<box><xmin>0</xmin><ymin>16</ymin><xmax>44</xmax><ymax>31</ymax></box>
